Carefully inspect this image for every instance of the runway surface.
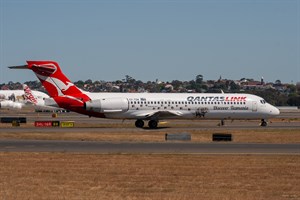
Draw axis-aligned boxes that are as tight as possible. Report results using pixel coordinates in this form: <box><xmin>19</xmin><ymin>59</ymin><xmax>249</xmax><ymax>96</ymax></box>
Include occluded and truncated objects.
<box><xmin>1</xmin><ymin>109</ymin><xmax>300</xmax><ymax>131</ymax></box>
<box><xmin>0</xmin><ymin>110</ymin><xmax>299</xmax><ymax>154</ymax></box>
<box><xmin>0</xmin><ymin>139</ymin><xmax>299</xmax><ymax>154</ymax></box>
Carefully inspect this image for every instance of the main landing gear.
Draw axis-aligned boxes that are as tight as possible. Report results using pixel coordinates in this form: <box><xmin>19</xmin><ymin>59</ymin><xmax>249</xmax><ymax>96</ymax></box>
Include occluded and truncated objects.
<box><xmin>135</xmin><ymin>119</ymin><xmax>158</xmax><ymax>129</ymax></box>
<box><xmin>260</xmin><ymin>119</ymin><xmax>268</xmax><ymax>127</ymax></box>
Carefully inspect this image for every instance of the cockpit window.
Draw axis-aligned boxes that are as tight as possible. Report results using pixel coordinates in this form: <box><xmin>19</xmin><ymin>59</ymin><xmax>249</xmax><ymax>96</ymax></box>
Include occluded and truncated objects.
<box><xmin>260</xmin><ymin>99</ymin><xmax>266</xmax><ymax>104</ymax></box>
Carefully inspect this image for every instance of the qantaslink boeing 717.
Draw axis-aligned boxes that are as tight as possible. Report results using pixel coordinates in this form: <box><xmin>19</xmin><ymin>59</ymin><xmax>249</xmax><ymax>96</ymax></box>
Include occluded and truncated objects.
<box><xmin>9</xmin><ymin>61</ymin><xmax>280</xmax><ymax>129</ymax></box>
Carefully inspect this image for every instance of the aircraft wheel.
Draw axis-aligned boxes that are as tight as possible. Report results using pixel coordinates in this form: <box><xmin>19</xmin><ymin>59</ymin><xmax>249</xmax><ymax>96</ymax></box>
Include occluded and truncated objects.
<box><xmin>261</xmin><ymin>119</ymin><xmax>268</xmax><ymax>127</ymax></box>
<box><xmin>135</xmin><ymin>120</ymin><xmax>144</xmax><ymax>128</ymax></box>
<box><xmin>221</xmin><ymin>119</ymin><xmax>225</xmax><ymax>126</ymax></box>
<box><xmin>148</xmin><ymin>120</ymin><xmax>158</xmax><ymax>129</ymax></box>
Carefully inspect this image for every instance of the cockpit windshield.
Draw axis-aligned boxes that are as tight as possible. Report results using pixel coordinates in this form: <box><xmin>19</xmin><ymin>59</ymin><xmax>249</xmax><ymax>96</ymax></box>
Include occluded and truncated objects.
<box><xmin>260</xmin><ymin>99</ymin><xmax>266</xmax><ymax>104</ymax></box>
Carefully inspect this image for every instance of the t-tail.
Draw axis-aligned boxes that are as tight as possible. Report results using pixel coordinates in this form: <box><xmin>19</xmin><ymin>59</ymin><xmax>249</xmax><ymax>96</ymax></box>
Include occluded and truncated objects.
<box><xmin>9</xmin><ymin>61</ymin><xmax>90</xmax><ymax>102</ymax></box>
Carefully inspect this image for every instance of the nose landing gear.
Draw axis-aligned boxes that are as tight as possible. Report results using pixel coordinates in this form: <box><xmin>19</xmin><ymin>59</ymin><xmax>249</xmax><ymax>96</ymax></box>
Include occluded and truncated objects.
<box><xmin>260</xmin><ymin>119</ymin><xmax>268</xmax><ymax>127</ymax></box>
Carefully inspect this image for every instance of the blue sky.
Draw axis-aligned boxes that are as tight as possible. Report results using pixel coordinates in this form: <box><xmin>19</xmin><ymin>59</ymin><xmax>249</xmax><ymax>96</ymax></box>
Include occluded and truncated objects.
<box><xmin>0</xmin><ymin>0</ymin><xmax>299</xmax><ymax>84</ymax></box>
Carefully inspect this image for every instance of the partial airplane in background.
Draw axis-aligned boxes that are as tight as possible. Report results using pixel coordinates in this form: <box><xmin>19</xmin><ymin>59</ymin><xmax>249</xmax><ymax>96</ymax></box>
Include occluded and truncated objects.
<box><xmin>0</xmin><ymin>84</ymin><xmax>65</xmax><ymax>112</ymax></box>
<box><xmin>0</xmin><ymin>85</ymin><xmax>48</xmax><ymax>109</ymax></box>
<box><xmin>22</xmin><ymin>84</ymin><xmax>66</xmax><ymax>112</ymax></box>
<box><xmin>9</xmin><ymin>61</ymin><xmax>280</xmax><ymax>128</ymax></box>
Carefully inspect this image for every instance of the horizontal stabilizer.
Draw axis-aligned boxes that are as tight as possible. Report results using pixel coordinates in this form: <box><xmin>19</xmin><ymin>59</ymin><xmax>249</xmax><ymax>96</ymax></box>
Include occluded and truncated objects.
<box><xmin>8</xmin><ymin>65</ymin><xmax>28</xmax><ymax>69</ymax></box>
<box><xmin>44</xmin><ymin>98</ymin><xmax>59</xmax><ymax>108</ymax></box>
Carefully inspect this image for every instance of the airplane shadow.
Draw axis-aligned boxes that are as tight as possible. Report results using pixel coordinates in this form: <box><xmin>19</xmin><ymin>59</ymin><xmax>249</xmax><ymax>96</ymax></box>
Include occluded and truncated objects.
<box><xmin>142</xmin><ymin>127</ymin><xmax>170</xmax><ymax>130</ymax></box>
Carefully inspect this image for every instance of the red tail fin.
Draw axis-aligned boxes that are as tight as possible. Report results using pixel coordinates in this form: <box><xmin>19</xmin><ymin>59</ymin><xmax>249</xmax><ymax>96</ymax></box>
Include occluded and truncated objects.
<box><xmin>26</xmin><ymin>61</ymin><xmax>74</xmax><ymax>97</ymax></box>
<box><xmin>26</xmin><ymin>61</ymin><xmax>90</xmax><ymax>101</ymax></box>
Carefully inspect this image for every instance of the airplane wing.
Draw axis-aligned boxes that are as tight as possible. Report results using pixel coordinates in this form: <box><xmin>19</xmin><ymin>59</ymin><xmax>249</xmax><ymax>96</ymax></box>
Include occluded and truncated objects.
<box><xmin>135</xmin><ymin>110</ymin><xmax>183</xmax><ymax>120</ymax></box>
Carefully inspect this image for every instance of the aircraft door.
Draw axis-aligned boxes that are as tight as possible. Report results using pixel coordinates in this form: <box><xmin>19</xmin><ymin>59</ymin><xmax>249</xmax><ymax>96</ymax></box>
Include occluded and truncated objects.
<box><xmin>252</xmin><ymin>101</ymin><xmax>257</xmax><ymax>112</ymax></box>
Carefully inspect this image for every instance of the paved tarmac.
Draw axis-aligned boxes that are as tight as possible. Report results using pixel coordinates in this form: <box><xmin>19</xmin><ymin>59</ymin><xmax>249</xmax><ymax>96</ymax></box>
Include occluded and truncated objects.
<box><xmin>1</xmin><ymin>109</ymin><xmax>300</xmax><ymax>129</ymax></box>
<box><xmin>0</xmin><ymin>139</ymin><xmax>299</xmax><ymax>154</ymax></box>
<box><xmin>0</xmin><ymin>110</ymin><xmax>299</xmax><ymax>154</ymax></box>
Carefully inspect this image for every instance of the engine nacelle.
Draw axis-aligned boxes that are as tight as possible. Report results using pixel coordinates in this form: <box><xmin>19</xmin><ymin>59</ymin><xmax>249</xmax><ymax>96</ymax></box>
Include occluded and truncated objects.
<box><xmin>84</xmin><ymin>98</ymin><xmax>129</xmax><ymax>113</ymax></box>
<box><xmin>0</xmin><ymin>100</ymin><xmax>23</xmax><ymax>109</ymax></box>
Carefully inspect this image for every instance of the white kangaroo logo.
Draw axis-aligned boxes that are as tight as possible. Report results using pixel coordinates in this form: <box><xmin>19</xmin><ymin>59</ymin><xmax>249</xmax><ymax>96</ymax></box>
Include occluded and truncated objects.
<box><xmin>61</xmin><ymin>81</ymin><xmax>74</xmax><ymax>92</ymax></box>
<box><xmin>36</xmin><ymin>74</ymin><xmax>74</xmax><ymax>96</ymax></box>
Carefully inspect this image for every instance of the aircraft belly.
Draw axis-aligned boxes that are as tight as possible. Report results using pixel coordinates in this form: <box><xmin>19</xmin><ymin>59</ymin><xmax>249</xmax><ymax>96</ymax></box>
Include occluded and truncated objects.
<box><xmin>205</xmin><ymin>110</ymin><xmax>267</xmax><ymax>119</ymax></box>
<box><xmin>104</xmin><ymin>110</ymin><xmax>192</xmax><ymax>120</ymax></box>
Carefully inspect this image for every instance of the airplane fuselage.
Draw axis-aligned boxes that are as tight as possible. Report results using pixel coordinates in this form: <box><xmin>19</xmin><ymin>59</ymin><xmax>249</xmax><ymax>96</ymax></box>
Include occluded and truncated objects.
<box><xmin>51</xmin><ymin>92</ymin><xmax>279</xmax><ymax>121</ymax></box>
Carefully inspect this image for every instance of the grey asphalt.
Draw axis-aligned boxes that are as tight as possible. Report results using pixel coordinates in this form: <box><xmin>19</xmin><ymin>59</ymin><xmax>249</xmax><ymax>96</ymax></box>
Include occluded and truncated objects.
<box><xmin>0</xmin><ymin>139</ymin><xmax>299</xmax><ymax>154</ymax></box>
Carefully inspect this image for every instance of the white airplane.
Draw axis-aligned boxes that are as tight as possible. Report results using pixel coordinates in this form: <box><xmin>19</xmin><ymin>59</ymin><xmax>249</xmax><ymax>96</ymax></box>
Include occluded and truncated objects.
<box><xmin>0</xmin><ymin>85</ymin><xmax>49</xmax><ymax>109</ymax></box>
<box><xmin>22</xmin><ymin>84</ymin><xmax>66</xmax><ymax>112</ymax></box>
<box><xmin>9</xmin><ymin>61</ymin><xmax>280</xmax><ymax>128</ymax></box>
<box><xmin>0</xmin><ymin>84</ymin><xmax>64</xmax><ymax>112</ymax></box>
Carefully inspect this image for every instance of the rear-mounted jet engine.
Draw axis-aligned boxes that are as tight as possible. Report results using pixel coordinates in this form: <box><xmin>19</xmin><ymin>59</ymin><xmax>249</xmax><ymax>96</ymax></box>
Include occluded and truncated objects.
<box><xmin>84</xmin><ymin>98</ymin><xmax>129</xmax><ymax>113</ymax></box>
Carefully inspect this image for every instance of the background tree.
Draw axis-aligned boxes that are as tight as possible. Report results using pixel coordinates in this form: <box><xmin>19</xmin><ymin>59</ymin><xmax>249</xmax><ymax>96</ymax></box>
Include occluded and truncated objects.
<box><xmin>74</xmin><ymin>80</ymin><xmax>84</xmax><ymax>89</ymax></box>
<box><xmin>195</xmin><ymin>74</ymin><xmax>203</xmax><ymax>84</ymax></box>
<box><xmin>287</xmin><ymin>96</ymin><xmax>300</xmax><ymax>106</ymax></box>
<box><xmin>171</xmin><ymin>80</ymin><xmax>183</xmax><ymax>91</ymax></box>
<box><xmin>229</xmin><ymin>81</ymin><xmax>240</xmax><ymax>92</ymax></box>
<box><xmin>85</xmin><ymin>79</ymin><xmax>93</xmax><ymax>85</ymax></box>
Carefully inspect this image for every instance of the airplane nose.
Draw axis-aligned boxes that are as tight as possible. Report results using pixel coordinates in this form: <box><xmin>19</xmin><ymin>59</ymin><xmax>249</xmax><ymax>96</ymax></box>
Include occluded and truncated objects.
<box><xmin>270</xmin><ymin>106</ymin><xmax>280</xmax><ymax>116</ymax></box>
